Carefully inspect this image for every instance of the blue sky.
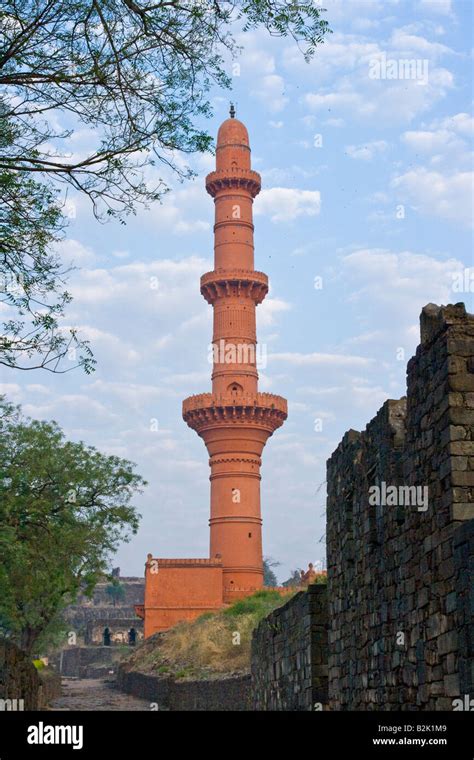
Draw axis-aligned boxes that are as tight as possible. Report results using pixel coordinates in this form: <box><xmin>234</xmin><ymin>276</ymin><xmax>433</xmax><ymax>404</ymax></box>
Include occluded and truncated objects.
<box><xmin>3</xmin><ymin>0</ymin><xmax>473</xmax><ymax>583</ymax></box>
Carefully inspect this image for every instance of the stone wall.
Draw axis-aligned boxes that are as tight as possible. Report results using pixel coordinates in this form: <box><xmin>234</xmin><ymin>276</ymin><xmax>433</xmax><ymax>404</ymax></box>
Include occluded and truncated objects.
<box><xmin>454</xmin><ymin>520</ymin><xmax>474</xmax><ymax>696</ymax></box>
<box><xmin>116</xmin><ymin>667</ymin><xmax>251</xmax><ymax>710</ymax></box>
<box><xmin>250</xmin><ymin>584</ymin><xmax>328</xmax><ymax>711</ymax></box>
<box><xmin>327</xmin><ymin>303</ymin><xmax>474</xmax><ymax>710</ymax></box>
<box><xmin>85</xmin><ymin>618</ymin><xmax>143</xmax><ymax>645</ymax></box>
<box><xmin>74</xmin><ymin>577</ymin><xmax>145</xmax><ymax>608</ymax></box>
<box><xmin>58</xmin><ymin>574</ymin><xmax>145</xmax><ymax>653</ymax></box>
<box><xmin>53</xmin><ymin>645</ymin><xmax>128</xmax><ymax>679</ymax></box>
<box><xmin>38</xmin><ymin>670</ymin><xmax>62</xmax><ymax>708</ymax></box>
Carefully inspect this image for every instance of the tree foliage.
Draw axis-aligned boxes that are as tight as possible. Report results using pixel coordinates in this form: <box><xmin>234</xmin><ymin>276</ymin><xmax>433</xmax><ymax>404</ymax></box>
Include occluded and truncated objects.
<box><xmin>263</xmin><ymin>555</ymin><xmax>280</xmax><ymax>586</ymax></box>
<box><xmin>1</xmin><ymin>117</ymin><xmax>95</xmax><ymax>372</ymax></box>
<box><xmin>0</xmin><ymin>1</ymin><xmax>330</xmax><ymax>372</ymax></box>
<box><xmin>0</xmin><ymin>396</ymin><xmax>145</xmax><ymax>652</ymax></box>
<box><xmin>106</xmin><ymin>580</ymin><xmax>126</xmax><ymax>606</ymax></box>
<box><xmin>0</xmin><ymin>0</ymin><xmax>330</xmax><ymax>215</ymax></box>
<box><xmin>281</xmin><ymin>568</ymin><xmax>303</xmax><ymax>588</ymax></box>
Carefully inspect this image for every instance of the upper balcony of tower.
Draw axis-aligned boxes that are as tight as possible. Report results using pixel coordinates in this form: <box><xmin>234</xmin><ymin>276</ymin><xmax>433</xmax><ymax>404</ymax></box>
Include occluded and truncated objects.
<box><xmin>206</xmin><ymin>106</ymin><xmax>261</xmax><ymax>198</ymax></box>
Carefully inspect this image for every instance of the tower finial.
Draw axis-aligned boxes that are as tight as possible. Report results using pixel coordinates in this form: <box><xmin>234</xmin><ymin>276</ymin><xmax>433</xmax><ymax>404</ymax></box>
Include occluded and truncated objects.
<box><xmin>229</xmin><ymin>102</ymin><xmax>236</xmax><ymax>119</ymax></box>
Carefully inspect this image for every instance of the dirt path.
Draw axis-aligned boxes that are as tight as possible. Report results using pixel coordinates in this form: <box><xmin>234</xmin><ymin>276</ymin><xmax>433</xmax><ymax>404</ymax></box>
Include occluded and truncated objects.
<box><xmin>49</xmin><ymin>677</ymin><xmax>150</xmax><ymax>711</ymax></box>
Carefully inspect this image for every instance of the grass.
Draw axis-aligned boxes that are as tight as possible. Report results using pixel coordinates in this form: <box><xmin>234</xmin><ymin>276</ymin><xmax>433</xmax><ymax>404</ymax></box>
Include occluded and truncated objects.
<box><xmin>122</xmin><ymin>588</ymin><xmax>296</xmax><ymax>680</ymax></box>
<box><xmin>222</xmin><ymin>588</ymin><xmax>293</xmax><ymax>617</ymax></box>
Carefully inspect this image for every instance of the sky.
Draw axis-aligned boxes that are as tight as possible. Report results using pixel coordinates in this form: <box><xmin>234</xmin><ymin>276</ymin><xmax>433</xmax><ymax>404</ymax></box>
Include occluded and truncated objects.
<box><xmin>2</xmin><ymin>0</ymin><xmax>473</xmax><ymax>583</ymax></box>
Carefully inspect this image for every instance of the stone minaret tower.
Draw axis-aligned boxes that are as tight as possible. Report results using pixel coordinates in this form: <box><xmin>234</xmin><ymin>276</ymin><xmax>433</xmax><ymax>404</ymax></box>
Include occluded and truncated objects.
<box><xmin>183</xmin><ymin>108</ymin><xmax>287</xmax><ymax>601</ymax></box>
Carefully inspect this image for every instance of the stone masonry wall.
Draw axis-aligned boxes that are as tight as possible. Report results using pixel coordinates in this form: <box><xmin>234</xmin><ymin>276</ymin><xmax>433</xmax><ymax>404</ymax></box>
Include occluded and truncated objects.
<box><xmin>116</xmin><ymin>668</ymin><xmax>251</xmax><ymax>711</ymax></box>
<box><xmin>327</xmin><ymin>303</ymin><xmax>474</xmax><ymax>710</ymax></box>
<box><xmin>250</xmin><ymin>584</ymin><xmax>328</xmax><ymax>710</ymax></box>
<box><xmin>61</xmin><ymin>576</ymin><xmax>144</xmax><ymax>644</ymax></box>
<box><xmin>454</xmin><ymin>520</ymin><xmax>474</xmax><ymax>696</ymax></box>
<box><xmin>85</xmin><ymin>618</ymin><xmax>144</xmax><ymax>645</ymax></box>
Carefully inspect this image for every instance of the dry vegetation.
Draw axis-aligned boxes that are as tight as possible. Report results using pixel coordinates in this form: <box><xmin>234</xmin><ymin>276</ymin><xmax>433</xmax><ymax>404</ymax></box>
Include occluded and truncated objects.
<box><xmin>122</xmin><ymin>589</ymin><xmax>297</xmax><ymax>681</ymax></box>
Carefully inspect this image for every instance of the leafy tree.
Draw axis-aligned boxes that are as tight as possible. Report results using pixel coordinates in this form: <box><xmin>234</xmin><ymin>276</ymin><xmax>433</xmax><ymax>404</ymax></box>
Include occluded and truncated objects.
<box><xmin>1</xmin><ymin>117</ymin><xmax>95</xmax><ymax>373</ymax></box>
<box><xmin>263</xmin><ymin>556</ymin><xmax>280</xmax><ymax>586</ymax></box>
<box><xmin>106</xmin><ymin>580</ymin><xmax>126</xmax><ymax>607</ymax></box>
<box><xmin>1</xmin><ymin>1</ymin><xmax>330</xmax><ymax>215</ymax></box>
<box><xmin>0</xmin><ymin>396</ymin><xmax>145</xmax><ymax>652</ymax></box>
<box><xmin>0</xmin><ymin>1</ymin><xmax>330</xmax><ymax>371</ymax></box>
<box><xmin>282</xmin><ymin>569</ymin><xmax>303</xmax><ymax>588</ymax></box>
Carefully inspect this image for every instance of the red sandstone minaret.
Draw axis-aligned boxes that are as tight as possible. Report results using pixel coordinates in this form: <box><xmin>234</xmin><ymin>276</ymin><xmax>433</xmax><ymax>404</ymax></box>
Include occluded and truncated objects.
<box><xmin>183</xmin><ymin>107</ymin><xmax>287</xmax><ymax>601</ymax></box>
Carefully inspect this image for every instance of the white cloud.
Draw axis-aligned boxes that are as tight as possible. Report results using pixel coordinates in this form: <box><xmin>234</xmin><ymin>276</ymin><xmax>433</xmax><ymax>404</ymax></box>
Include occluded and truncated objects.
<box><xmin>400</xmin><ymin>113</ymin><xmax>472</xmax><ymax>174</ymax></box>
<box><xmin>25</xmin><ymin>384</ymin><xmax>52</xmax><ymax>395</ymax></box>
<box><xmin>341</xmin><ymin>248</ymin><xmax>465</xmax><ymax>312</ymax></box>
<box><xmin>258</xmin><ymin>297</ymin><xmax>291</xmax><ymax>327</ymax></box>
<box><xmin>250</xmin><ymin>73</ymin><xmax>288</xmax><ymax>113</ymax></box>
<box><xmin>23</xmin><ymin>395</ymin><xmax>116</xmax><ymax>423</ymax></box>
<box><xmin>147</xmin><ymin>183</ymin><xmax>210</xmax><ymax>234</ymax></box>
<box><xmin>262</xmin><ymin>165</ymin><xmax>319</xmax><ymax>184</ymax></box>
<box><xmin>418</xmin><ymin>0</ymin><xmax>452</xmax><ymax>16</ymax></box>
<box><xmin>73</xmin><ymin>325</ymin><xmax>141</xmax><ymax>364</ymax></box>
<box><xmin>56</xmin><ymin>239</ymin><xmax>96</xmax><ymax>267</ymax></box>
<box><xmin>70</xmin><ymin>256</ymin><xmax>208</xmax><ymax>310</ymax></box>
<box><xmin>389</xmin><ymin>28</ymin><xmax>452</xmax><ymax>56</ymax></box>
<box><xmin>254</xmin><ymin>187</ymin><xmax>321</xmax><ymax>222</ymax></box>
<box><xmin>305</xmin><ymin>90</ymin><xmax>365</xmax><ymax>113</ymax></box>
<box><xmin>236</xmin><ymin>30</ymin><xmax>288</xmax><ymax>112</ymax></box>
<box><xmin>346</xmin><ymin>140</ymin><xmax>388</xmax><ymax>160</ymax></box>
<box><xmin>401</xmin><ymin>128</ymin><xmax>460</xmax><ymax>153</ymax></box>
<box><xmin>112</xmin><ymin>250</ymin><xmax>130</xmax><ymax>260</ymax></box>
<box><xmin>325</xmin><ymin>117</ymin><xmax>346</xmax><ymax>127</ymax></box>
<box><xmin>434</xmin><ymin>112</ymin><xmax>474</xmax><ymax>136</ymax></box>
<box><xmin>301</xmin><ymin>28</ymin><xmax>455</xmax><ymax>125</ymax></box>
<box><xmin>270</xmin><ymin>352</ymin><xmax>372</xmax><ymax>367</ymax></box>
<box><xmin>284</xmin><ymin>33</ymin><xmax>379</xmax><ymax>79</ymax></box>
<box><xmin>87</xmin><ymin>379</ymin><xmax>174</xmax><ymax>405</ymax></box>
<box><xmin>0</xmin><ymin>384</ymin><xmax>22</xmax><ymax>402</ymax></box>
<box><xmin>391</xmin><ymin>168</ymin><xmax>473</xmax><ymax>225</ymax></box>
<box><xmin>305</xmin><ymin>66</ymin><xmax>453</xmax><ymax>124</ymax></box>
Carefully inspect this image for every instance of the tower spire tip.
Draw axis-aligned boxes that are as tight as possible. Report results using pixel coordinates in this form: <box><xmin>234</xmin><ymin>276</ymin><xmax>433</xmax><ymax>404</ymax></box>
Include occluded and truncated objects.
<box><xmin>229</xmin><ymin>102</ymin><xmax>236</xmax><ymax>119</ymax></box>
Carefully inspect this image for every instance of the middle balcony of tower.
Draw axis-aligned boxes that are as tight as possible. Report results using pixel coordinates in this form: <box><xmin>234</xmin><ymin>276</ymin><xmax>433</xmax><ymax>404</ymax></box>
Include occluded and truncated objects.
<box><xmin>200</xmin><ymin>269</ymin><xmax>268</xmax><ymax>305</ymax></box>
<box><xmin>182</xmin><ymin>392</ymin><xmax>288</xmax><ymax>436</ymax></box>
